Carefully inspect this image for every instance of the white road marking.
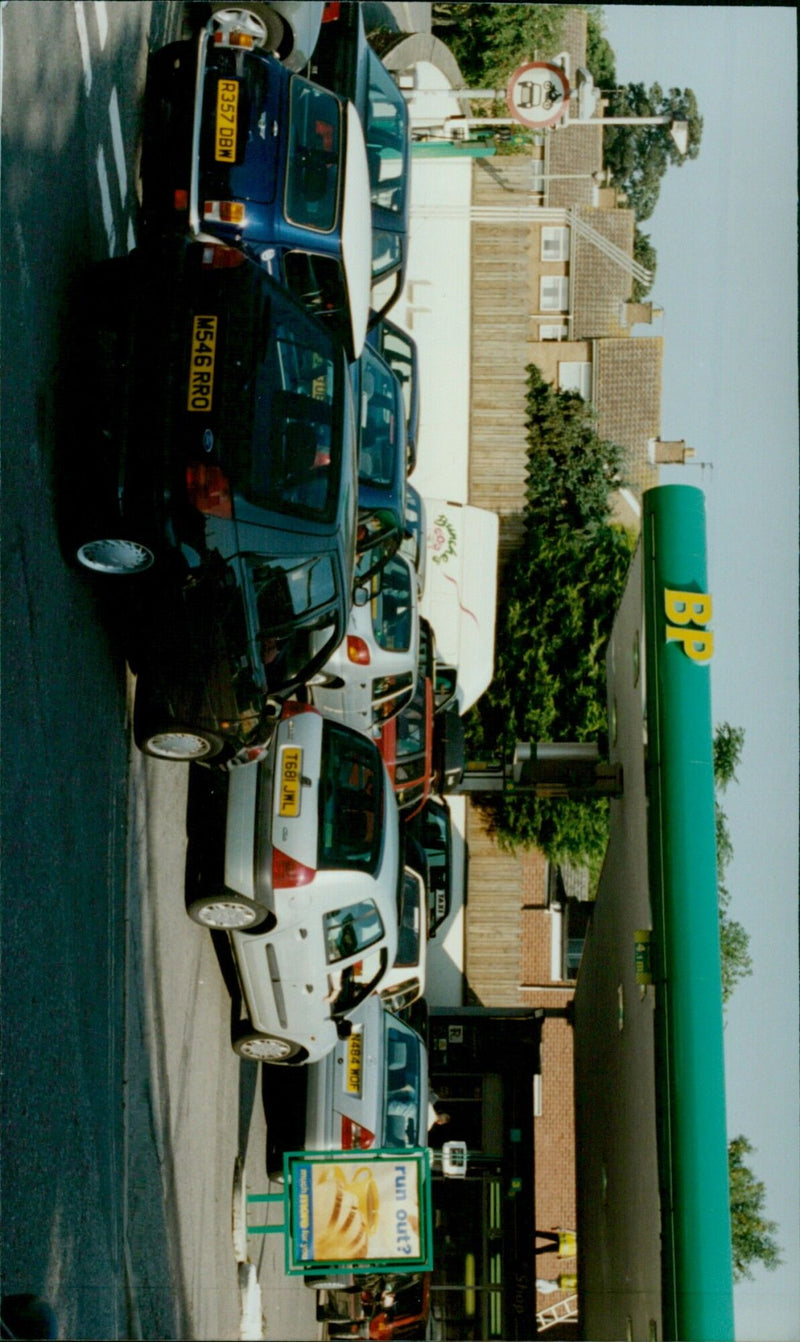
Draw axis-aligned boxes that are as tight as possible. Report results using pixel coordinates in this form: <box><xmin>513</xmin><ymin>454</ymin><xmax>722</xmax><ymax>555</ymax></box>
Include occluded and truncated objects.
<box><xmin>74</xmin><ymin>0</ymin><xmax>92</xmax><ymax>96</ymax></box>
<box><xmin>108</xmin><ymin>85</ymin><xmax>128</xmax><ymax>205</ymax></box>
<box><xmin>96</xmin><ymin>143</ymin><xmax>116</xmax><ymax>254</ymax></box>
<box><xmin>94</xmin><ymin>0</ymin><xmax>108</xmax><ymax>50</ymax></box>
<box><xmin>127</xmin><ymin>216</ymin><xmax>136</xmax><ymax>253</ymax></box>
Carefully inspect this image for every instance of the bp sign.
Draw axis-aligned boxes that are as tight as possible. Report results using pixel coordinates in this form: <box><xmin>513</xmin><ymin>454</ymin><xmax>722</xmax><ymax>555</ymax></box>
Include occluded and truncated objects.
<box><xmin>506</xmin><ymin>62</ymin><xmax>570</xmax><ymax>129</ymax></box>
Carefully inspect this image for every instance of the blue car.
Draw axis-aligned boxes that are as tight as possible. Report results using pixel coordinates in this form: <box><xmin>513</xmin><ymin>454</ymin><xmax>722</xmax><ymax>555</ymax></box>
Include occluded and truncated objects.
<box><xmin>352</xmin><ymin>341</ymin><xmax>408</xmax><ymax>560</ymax></box>
<box><xmin>311</xmin><ymin>2</ymin><xmax>411</xmax><ymax>321</ymax></box>
<box><xmin>71</xmin><ymin>237</ymin><xmax>358</xmax><ymax>766</ymax></box>
<box><xmin>367</xmin><ymin>315</ymin><xmax>420</xmax><ymax>471</ymax></box>
<box><xmin>141</xmin><ymin>28</ymin><xmax>372</xmax><ymax>358</ymax></box>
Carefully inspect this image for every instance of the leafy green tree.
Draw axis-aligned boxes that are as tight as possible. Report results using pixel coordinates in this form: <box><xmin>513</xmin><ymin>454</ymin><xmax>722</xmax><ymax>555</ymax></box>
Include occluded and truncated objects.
<box><xmin>465</xmin><ymin>367</ymin><xmax>633</xmax><ymax>860</ymax></box>
<box><xmin>603</xmin><ymin>83</ymin><xmax>703</xmax><ymax>220</ymax></box>
<box><xmin>714</xmin><ymin>722</ymin><xmax>746</xmax><ymax>790</ymax></box>
<box><xmin>728</xmin><ymin>1135</ymin><xmax>783</xmax><ymax>1281</ymax></box>
<box><xmin>712</xmin><ymin>723</ymin><xmax>753</xmax><ymax>1003</ymax></box>
<box><xmin>631</xmin><ymin>228</ymin><xmax>657</xmax><ymax>301</ymax></box>
<box><xmin>584</xmin><ymin>6</ymin><xmax>617</xmax><ymax>90</ymax></box>
<box><xmin>431</xmin><ymin>3</ymin><xmax>566</xmax><ymax>88</ymax></box>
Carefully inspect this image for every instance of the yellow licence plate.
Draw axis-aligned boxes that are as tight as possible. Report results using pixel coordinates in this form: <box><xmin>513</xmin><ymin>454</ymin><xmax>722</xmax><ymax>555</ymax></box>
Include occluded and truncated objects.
<box><xmin>278</xmin><ymin>746</ymin><xmax>302</xmax><ymax>817</ymax></box>
<box><xmin>187</xmin><ymin>315</ymin><xmax>218</xmax><ymax>412</ymax></box>
<box><xmin>346</xmin><ymin>1030</ymin><xmax>363</xmax><ymax>1094</ymax></box>
<box><xmin>215</xmin><ymin>79</ymin><xmax>239</xmax><ymax>162</ymax></box>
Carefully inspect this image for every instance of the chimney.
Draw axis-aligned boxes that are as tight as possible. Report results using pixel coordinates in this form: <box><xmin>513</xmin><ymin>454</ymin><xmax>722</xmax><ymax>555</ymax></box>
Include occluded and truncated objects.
<box><xmin>648</xmin><ymin>438</ymin><xmax>697</xmax><ymax>465</ymax></box>
<box><xmin>621</xmin><ymin>301</ymin><xmax>664</xmax><ymax>327</ymax></box>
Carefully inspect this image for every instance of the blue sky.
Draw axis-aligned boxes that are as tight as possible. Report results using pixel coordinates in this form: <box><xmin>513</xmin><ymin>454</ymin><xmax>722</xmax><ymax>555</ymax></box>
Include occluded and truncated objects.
<box><xmin>600</xmin><ymin>8</ymin><xmax>799</xmax><ymax>1339</ymax></box>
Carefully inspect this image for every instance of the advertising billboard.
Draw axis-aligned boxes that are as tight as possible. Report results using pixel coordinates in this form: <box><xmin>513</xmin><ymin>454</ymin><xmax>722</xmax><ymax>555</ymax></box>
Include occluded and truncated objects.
<box><xmin>285</xmin><ymin>1149</ymin><xmax>434</xmax><ymax>1274</ymax></box>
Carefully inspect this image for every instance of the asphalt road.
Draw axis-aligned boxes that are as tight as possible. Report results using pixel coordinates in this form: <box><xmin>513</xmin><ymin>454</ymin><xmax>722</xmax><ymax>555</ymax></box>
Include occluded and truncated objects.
<box><xmin>0</xmin><ymin>4</ymin><xmax>317</xmax><ymax>1337</ymax></box>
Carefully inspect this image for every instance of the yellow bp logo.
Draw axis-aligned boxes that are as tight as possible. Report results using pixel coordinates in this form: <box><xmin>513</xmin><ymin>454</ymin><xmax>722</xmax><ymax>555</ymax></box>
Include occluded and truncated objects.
<box><xmin>664</xmin><ymin>588</ymin><xmax>714</xmax><ymax>662</ymax></box>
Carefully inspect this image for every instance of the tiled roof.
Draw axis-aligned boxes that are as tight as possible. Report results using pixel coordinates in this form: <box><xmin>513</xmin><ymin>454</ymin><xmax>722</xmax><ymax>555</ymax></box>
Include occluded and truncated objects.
<box><xmin>546</xmin><ymin>124</ymin><xmax>603</xmax><ymax>208</ymax></box>
<box><xmin>595</xmin><ymin>338</ymin><xmax>663</xmax><ymax>493</ymax></box>
<box><xmin>561</xmin><ymin>6</ymin><xmax>588</xmax><ymax>65</ymax></box>
<box><xmin>572</xmin><ymin>207</ymin><xmax>637</xmax><ymax>338</ymax></box>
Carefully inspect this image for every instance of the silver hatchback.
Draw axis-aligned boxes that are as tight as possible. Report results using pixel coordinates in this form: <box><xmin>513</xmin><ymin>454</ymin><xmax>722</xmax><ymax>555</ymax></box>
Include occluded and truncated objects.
<box><xmin>188</xmin><ymin>701</ymin><xmax>401</xmax><ymax>1064</ymax></box>
<box><xmin>304</xmin><ymin>993</ymin><xmax>429</xmax><ymax>1154</ymax></box>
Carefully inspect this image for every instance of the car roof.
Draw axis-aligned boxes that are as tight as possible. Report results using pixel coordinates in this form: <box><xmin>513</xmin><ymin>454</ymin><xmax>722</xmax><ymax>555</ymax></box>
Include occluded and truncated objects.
<box><xmin>340</xmin><ymin>102</ymin><xmax>372</xmax><ymax>358</ymax></box>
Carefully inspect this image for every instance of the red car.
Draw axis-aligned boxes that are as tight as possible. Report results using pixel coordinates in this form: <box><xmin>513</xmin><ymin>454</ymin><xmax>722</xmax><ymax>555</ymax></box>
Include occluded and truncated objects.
<box><xmin>377</xmin><ymin>619</ymin><xmax>434</xmax><ymax>819</ymax></box>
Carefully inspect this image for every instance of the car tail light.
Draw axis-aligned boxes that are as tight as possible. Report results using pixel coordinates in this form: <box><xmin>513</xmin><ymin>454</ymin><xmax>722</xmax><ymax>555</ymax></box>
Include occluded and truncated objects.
<box><xmin>204</xmin><ymin>200</ymin><xmax>246</xmax><ymax>224</ymax></box>
<box><xmin>173</xmin><ymin>188</ymin><xmax>189</xmax><ymax>212</ymax></box>
<box><xmin>347</xmin><ymin>636</ymin><xmax>370</xmax><ymax>665</ymax></box>
<box><xmin>341</xmin><ymin>1115</ymin><xmax>375</xmax><ymax>1149</ymax></box>
<box><xmin>322</xmin><ymin>2</ymin><xmax>341</xmax><ymax>19</ymax></box>
<box><xmin>186</xmin><ymin>463</ymin><xmax>233</xmax><ymax>518</ymax></box>
<box><xmin>200</xmin><ymin>244</ymin><xmax>247</xmax><ymax>269</ymax></box>
<box><xmin>272</xmin><ymin>847</ymin><xmax>315</xmax><ymax>888</ymax></box>
<box><xmin>280</xmin><ymin>701</ymin><xmax>317</xmax><ymax>720</ymax></box>
<box><xmin>213</xmin><ymin>29</ymin><xmax>254</xmax><ymax>48</ymax></box>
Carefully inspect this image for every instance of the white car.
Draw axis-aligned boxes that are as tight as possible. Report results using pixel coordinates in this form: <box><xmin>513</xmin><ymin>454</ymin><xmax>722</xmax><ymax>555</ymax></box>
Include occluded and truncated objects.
<box><xmin>304</xmin><ymin>993</ymin><xmax>429</xmax><ymax>1155</ymax></box>
<box><xmin>206</xmin><ymin>2</ymin><xmax>324</xmax><ymax>71</ymax></box>
<box><xmin>378</xmin><ymin>865</ymin><xmax>427</xmax><ymax>1014</ymax></box>
<box><xmin>188</xmin><ymin>701</ymin><xmax>401</xmax><ymax>1065</ymax></box>
<box><xmin>309</xmin><ymin>553</ymin><xmax>419</xmax><ymax>734</ymax></box>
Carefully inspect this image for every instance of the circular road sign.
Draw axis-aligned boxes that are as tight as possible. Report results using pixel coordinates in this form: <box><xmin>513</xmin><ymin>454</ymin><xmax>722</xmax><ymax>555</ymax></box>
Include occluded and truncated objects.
<box><xmin>506</xmin><ymin>62</ymin><xmax>570</xmax><ymax>129</ymax></box>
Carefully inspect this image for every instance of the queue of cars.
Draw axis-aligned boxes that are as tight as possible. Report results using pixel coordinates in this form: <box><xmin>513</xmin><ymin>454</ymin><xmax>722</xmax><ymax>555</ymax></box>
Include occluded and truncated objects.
<box><xmin>68</xmin><ymin>8</ymin><xmax>461</xmax><ymax>1272</ymax></box>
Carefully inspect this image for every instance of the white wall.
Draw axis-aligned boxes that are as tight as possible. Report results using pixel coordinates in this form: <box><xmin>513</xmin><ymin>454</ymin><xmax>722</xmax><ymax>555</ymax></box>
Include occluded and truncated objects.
<box><xmin>392</xmin><ymin>155</ymin><xmax>473</xmax><ymax>502</ymax></box>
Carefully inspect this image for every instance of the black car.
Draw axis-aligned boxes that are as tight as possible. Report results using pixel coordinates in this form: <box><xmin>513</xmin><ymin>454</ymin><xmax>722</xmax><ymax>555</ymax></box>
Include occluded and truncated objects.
<box><xmin>311</xmin><ymin>2</ymin><xmax>411</xmax><ymax>321</ymax></box>
<box><xmin>70</xmin><ymin>237</ymin><xmax>358</xmax><ymax>766</ymax></box>
<box><xmin>405</xmin><ymin>796</ymin><xmax>454</xmax><ymax>939</ymax></box>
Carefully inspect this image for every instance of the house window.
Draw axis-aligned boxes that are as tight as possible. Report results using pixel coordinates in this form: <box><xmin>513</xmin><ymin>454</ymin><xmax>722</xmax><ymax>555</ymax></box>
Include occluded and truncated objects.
<box><xmin>541</xmin><ymin>226</ymin><xmax>570</xmax><ymax>261</ymax></box>
<box><xmin>540</xmin><ymin>276</ymin><xmax>569</xmax><ymax>311</ymax></box>
<box><xmin>539</xmin><ymin>324</ymin><xmax>568</xmax><ymax>341</ymax></box>
<box><xmin>558</xmin><ymin>361</ymin><xmax>592</xmax><ymax>400</ymax></box>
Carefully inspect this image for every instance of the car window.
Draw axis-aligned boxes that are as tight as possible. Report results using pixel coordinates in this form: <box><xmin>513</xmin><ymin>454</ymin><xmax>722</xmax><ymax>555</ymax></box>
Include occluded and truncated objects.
<box><xmin>323</xmin><ymin>899</ymin><xmax>385</xmax><ymax>964</ymax></box>
<box><xmin>245</xmin><ymin>554</ymin><xmax>340</xmax><ymax>688</ymax></box>
<box><xmin>356</xmin><ymin>347</ymin><xmax>399</xmax><ymax>487</ymax></box>
<box><xmin>284</xmin><ymin>251</ymin><xmax>348</xmax><ymax>326</ymax></box>
<box><xmin>395</xmin><ymin>694</ymin><xmax>425</xmax><ymax>759</ymax></box>
<box><xmin>372</xmin><ymin>229</ymin><xmax>403</xmax><ymax>282</ymax></box>
<box><xmin>239</xmin><ymin>298</ymin><xmax>344</xmax><ymax>523</ymax></box>
<box><xmin>371</xmin><ymin>555</ymin><xmax>412</xmax><ymax>651</ymax></box>
<box><xmin>383</xmin><ymin>1021</ymin><xmax>422</xmax><ymax>1147</ymax></box>
<box><xmin>285</xmin><ymin>80</ymin><xmax>341</xmax><ymax>232</ymax></box>
<box><xmin>319</xmin><ymin>721</ymin><xmax>384</xmax><ymax>872</ymax></box>
<box><xmin>364</xmin><ymin>53</ymin><xmax>408</xmax><ymax>215</ymax></box>
<box><xmin>395</xmin><ymin>871</ymin><xmax>421</xmax><ymax>968</ymax></box>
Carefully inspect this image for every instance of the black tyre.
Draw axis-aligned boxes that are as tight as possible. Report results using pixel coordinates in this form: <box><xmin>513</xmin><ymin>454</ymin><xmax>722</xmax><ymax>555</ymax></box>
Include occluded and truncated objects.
<box><xmin>188</xmin><ymin>891</ymin><xmax>272</xmax><ymax>931</ymax></box>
